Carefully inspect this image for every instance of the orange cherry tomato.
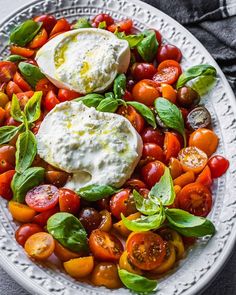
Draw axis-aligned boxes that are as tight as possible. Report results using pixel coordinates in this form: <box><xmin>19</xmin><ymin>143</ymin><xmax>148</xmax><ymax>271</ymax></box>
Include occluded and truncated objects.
<box><xmin>8</xmin><ymin>201</ymin><xmax>36</xmax><ymax>222</ymax></box>
<box><xmin>44</xmin><ymin>90</ymin><xmax>60</xmax><ymax>111</ymax></box>
<box><xmin>169</xmin><ymin>157</ymin><xmax>183</xmax><ymax>179</ymax></box>
<box><xmin>196</xmin><ymin>165</ymin><xmax>212</xmax><ymax>188</ymax></box>
<box><xmin>50</xmin><ymin>18</ymin><xmax>71</xmax><ymax>36</ymax></box>
<box><xmin>108</xmin><ymin>19</ymin><xmax>133</xmax><ymax>34</ymax></box>
<box><xmin>126</xmin><ymin>231</ymin><xmax>166</xmax><ymax>270</ymax></box>
<box><xmin>35</xmin><ymin>78</ymin><xmax>57</xmax><ymax>97</ymax></box>
<box><xmin>6</xmin><ymin>81</ymin><xmax>23</xmax><ymax>98</ymax></box>
<box><xmin>161</xmin><ymin>83</ymin><xmax>177</xmax><ymax>103</ymax></box>
<box><xmin>15</xmin><ymin>223</ymin><xmax>43</xmax><ymax>246</ymax></box>
<box><xmin>178</xmin><ymin>146</ymin><xmax>208</xmax><ymax>174</ymax></box>
<box><xmin>44</xmin><ymin>170</ymin><xmax>69</xmax><ymax>187</ymax></box>
<box><xmin>58</xmin><ymin>188</ymin><xmax>80</xmax><ymax>214</ymax></box>
<box><xmin>0</xmin><ymin>61</ymin><xmax>17</xmax><ymax>84</ymax></box>
<box><xmin>24</xmin><ymin>232</ymin><xmax>55</xmax><ymax>260</ymax></box>
<box><xmin>189</xmin><ymin>128</ymin><xmax>219</xmax><ymax>157</ymax></box>
<box><xmin>58</xmin><ymin>88</ymin><xmax>81</xmax><ymax>102</ymax></box>
<box><xmin>142</xmin><ymin>142</ymin><xmax>164</xmax><ymax>162</ymax></box>
<box><xmin>89</xmin><ymin>229</ymin><xmax>123</xmax><ymax>261</ymax></box>
<box><xmin>117</xmin><ymin>105</ymin><xmax>144</xmax><ymax>133</ymax></box>
<box><xmin>99</xmin><ymin>210</ymin><xmax>112</xmax><ymax>232</ymax></box>
<box><xmin>13</xmin><ymin>72</ymin><xmax>32</xmax><ymax>91</ymax></box>
<box><xmin>10</xmin><ymin>46</ymin><xmax>35</xmax><ymax>58</ymax></box>
<box><xmin>64</xmin><ymin>256</ymin><xmax>94</xmax><ymax>278</ymax></box>
<box><xmin>153</xmin><ymin>60</ymin><xmax>182</xmax><ymax>85</ymax></box>
<box><xmin>28</xmin><ymin>28</ymin><xmax>48</xmax><ymax>49</ymax></box>
<box><xmin>54</xmin><ymin>240</ymin><xmax>80</xmax><ymax>262</ymax></box>
<box><xmin>177</xmin><ymin>182</ymin><xmax>212</xmax><ymax>217</ymax></box>
<box><xmin>164</xmin><ymin>132</ymin><xmax>181</xmax><ymax>162</ymax></box>
<box><xmin>0</xmin><ymin>170</ymin><xmax>15</xmax><ymax>200</ymax></box>
<box><xmin>141</xmin><ymin>160</ymin><xmax>165</xmax><ymax>188</ymax></box>
<box><xmin>34</xmin><ymin>15</ymin><xmax>57</xmax><ymax>34</ymax></box>
<box><xmin>173</xmin><ymin>171</ymin><xmax>195</xmax><ymax>188</ymax></box>
<box><xmin>132</xmin><ymin>79</ymin><xmax>160</xmax><ymax>106</ymax></box>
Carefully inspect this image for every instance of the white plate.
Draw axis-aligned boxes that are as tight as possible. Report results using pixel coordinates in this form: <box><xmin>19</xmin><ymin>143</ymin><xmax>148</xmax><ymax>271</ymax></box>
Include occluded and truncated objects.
<box><xmin>0</xmin><ymin>0</ymin><xmax>235</xmax><ymax>294</ymax></box>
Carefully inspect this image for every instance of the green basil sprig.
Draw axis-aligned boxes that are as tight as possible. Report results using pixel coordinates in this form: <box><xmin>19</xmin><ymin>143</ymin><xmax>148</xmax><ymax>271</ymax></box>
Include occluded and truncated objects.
<box><xmin>113</xmin><ymin>74</ymin><xmax>126</xmax><ymax>100</ymax></box>
<box><xmin>133</xmin><ymin>190</ymin><xmax>160</xmax><ymax>216</ymax></box>
<box><xmin>115</xmin><ymin>31</ymin><xmax>144</xmax><ymax>48</ymax></box>
<box><xmin>137</xmin><ymin>30</ymin><xmax>158</xmax><ymax>62</ymax></box>
<box><xmin>19</xmin><ymin>62</ymin><xmax>45</xmax><ymax>88</ymax></box>
<box><xmin>118</xmin><ymin>268</ymin><xmax>158</xmax><ymax>293</ymax></box>
<box><xmin>155</xmin><ymin>97</ymin><xmax>186</xmax><ymax>146</ymax></box>
<box><xmin>11</xmin><ymin>167</ymin><xmax>45</xmax><ymax>203</ymax></box>
<box><xmin>96</xmin><ymin>97</ymin><xmax>119</xmax><ymax>113</ymax></box>
<box><xmin>176</xmin><ymin>64</ymin><xmax>216</xmax><ymax>89</ymax></box>
<box><xmin>47</xmin><ymin>212</ymin><xmax>88</xmax><ymax>253</ymax></box>
<box><xmin>10</xmin><ymin>20</ymin><xmax>42</xmax><ymax>46</ymax></box>
<box><xmin>5</xmin><ymin>55</ymin><xmax>26</xmax><ymax>63</ymax></box>
<box><xmin>77</xmin><ymin>184</ymin><xmax>119</xmax><ymax>201</ymax></box>
<box><xmin>72</xmin><ymin>18</ymin><xmax>92</xmax><ymax>29</ymax></box>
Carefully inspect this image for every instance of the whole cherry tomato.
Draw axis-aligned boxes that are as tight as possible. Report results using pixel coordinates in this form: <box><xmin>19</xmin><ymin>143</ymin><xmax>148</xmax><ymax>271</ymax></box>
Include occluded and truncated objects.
<box><xmin>157</xmin><ymin>44</ymin><xmax>182</xmax><ymax>63</ymax></box>
<box><xmin>208</xmin><ymin>155</ymin><xmax>229</xmax><ymax>178</ymax></box>
<box><xmin>0</xmin><ymin>158</ymin><xmax>13</xmax><ymax>174</ymax></box>
<box><xmin>131</xmin><ymin>63</ymin><xmax>156</xmax><ymax>81</ymax></box>
<box><xmin>35</xmin><ymin>78</ymin><xmax>57</xmax><ymax>97</ymax></box>
<box><xmin>141</xmin><ymin>160</ymin><xmax>165</xmax><ymax>188</ymax></box>
<box><xmin>28</xmin><ymin>28</ymin><xmax>48</xmax><ymax>49</ymax></box>
<box><xmin>117</xmin><ymin>105</ymin><xmax>144</xmax><ymax>133</ymax></box>
<box><xmin>44</xmin><ymin>90</ymin><xmax>60</xmax><ymax>111</ymax></box>
<box><xmin>142</xmin><ymin>143</ymin><xmax>164</xmax><ymax>162</ymax></box>
<box><xmin>141</xmin><ymin>127</ymin><xmax>164</xmax><ymax>147</ymax></box>
<box><xmin>15</xmin><ymin>223</ymin><xmax>43</xmax><ymax>246</ymax></box>
<box><xmin>0</xmin><ymin>61</ymin><xmax>17</xmax><ymax>84</ymax></box>
<box><xmin>34</xmin><ymin>15</ymin><xmax>57</xmax><ymax>34</ymax></box>
<box><xmin>0</xmin><ymin>145</ymin><xmax>16</xmax><ymax>165</ymax></box>
<box><xmin>32</xmin><ymin>206</ymin><xmax>59</xmax><ymax>227</ymax></box>
<box><xmin>58</xmin><ymin>188</ymin><xmax>80</xmax><ymax>214</ymax></box>
<box><xmin>153</xmin><ymin>60</ymin><xmax>182</xmax><ymax>85</ymax></box>
<box><xmin>92</xmin><ymin>13</ymin><xmax>114</xmax><ymax>28</ymax></box>
<box><xmin>58</xmin><ymin>88</ymin><xmax>81</xmax><ymax>102</ymax></box>
<box><xmin>0</xmin><ymin>170</ymin><xmax>15</xmax><ymax>200</ymax></box>
<box><xmin>79</xmin><ymin>207</ymin><xmax>102</xmax><ymax>233</ymax></box>
<box><xmin>108</xmin><ymin>19</ymin><xmax>133</xmax><ymax>33</ymax></box>
<box><xmin>132</xmin><ymin>79</ymin><xmax>160</xmax><ymax>106</ymax></box>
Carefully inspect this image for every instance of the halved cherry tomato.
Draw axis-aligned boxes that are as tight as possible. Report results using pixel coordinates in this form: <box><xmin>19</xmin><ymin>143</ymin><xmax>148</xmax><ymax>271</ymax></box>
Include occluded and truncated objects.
<box><xmin>64</xmin><ymin>256</ymin><xmax>94</xmax><ymax>278</ymax></box>
<box><xmin>9</xmin><ymin>201</ymin><xmax>36</xmax><ymax>222</ymax></box>
<box><xmin>169</xmin><ymin>157</ymin><xmax>183</xmax><ymax>179</ymax></box>
<box><xmin>174</xmin><ymin>171</ymin><xmax>195</xmax><ymax>188</ymax></box>
<box><xmin>58</xmin><ymin>88</ymin><xmax>81</xmax><ymax>102</ymax></box>
<box><xmin>164</xmin><ymin>132</ymin><xmax>181</xmax><ymax>162</ymax></box>
<box><xmin>196</xmin><ymin>165</ymin><xmax>212</xmax><ymax>188</ymax></box>
<box><xmin>10</xmin><ymin>46</ymin><xmax>34</xmax><ymax>58</ymax></box>
<box><xmin>58</xmin><ymin>188</ymin><xmax>80</xmax><ymax>214</ymax></box>
<box><xmin>25</xmin><ymin>184</ymin><xmax>59</xmax><ymax>212</ymax></box>
<box><xmin>178</xmin><ymin>146</ymin><xmax>208</xmax><ymax>174</ymax></box>
<box><xmin>119</xmin><ymin>250</ymin><xmax>142</xmax><ymax>275</ymax></box>
<box><xmin>99</xmin><ymin>210</ymin><xmax>112</xmax><ymax>232</ymax></box>
<box><xmin>142</xmin><ymin>143</ymin><xmax>164</xmax><ymax>162</ymax></box>
<box><xmin>89</xmin><ymin>229</ymin><xmax>123</xmax><ymax>261</ymax></box>
<box><xmin>50</xmin><ymin>18</ymin><xmax>71</xmax><ymax>36</ymax></box>
<box><xmin>178</xmin><ymin>182</ymin><xmax>212</xmax><ymax>217</ymax></box>
<box><xmin>131</xmin><ymin>63</ymin><xmax>156</xmax><ymax>81</ymax></box>
<box><xmin>189</xmin><ymin>128</ymin><xmax>219</xmax><ymax>157</ymax></box>
<box><xmin>141</xmin><ymin>127</ymin><xmax>164</xmax><ymax>147</ymax></box>
<box><xmin>28</xmin><ymin>28</ymin><xmax>48</xmax><ymax>49</ymax></box>
<box><xmin>132</xmin><ymin>79</ymin><xmax>160</xmax><ymax>106</ymax></box>
<box><xmin>44</xmin><ymin>90</ymin><xmax>60</xmax><ymax>111</ymax></box>
<box><xmin>117</xmin><ymin>105</ymin><xmax>144</xmax><ymax>133</ymax></box>
<box><xmin>125</xmin><ymin>179</ymin><xmax>146</xmax><ymax>190</ymax></box>
<box><xmin>35</xmin><ymin>78</ymin><xmax>57</xmax><ymax>96</ymax></box>
<box><xmin>6</xmin><ymin>81</ymin><xmax>22</xmax><ymax>98</ymax></box>
<box><xmin>34</xmin><ymin>15</ymin><xmax>57</xmax><ymax>34</ymax></box>
<box><xmin>157</xmin><ymin>44</ymin><xmax>182</xmax><ymax>63</ymax></box>
<box><xmin>15</xmin><ymin>223</ymin><xmax>43</xmax><ymax>246</ymax></box>
<box><xmin>24</xmin><ymin>232</ymin><xmax>55</xmax><ymax>260</ymax></box>
<box><xmin>161</xmin><ymin>83</ymin><xmax>177</xmax><ymax>103</ymax></box>
<box><xmin>153</xmin><ymin>60</ymin><xmax>182</xmax><ymax>85</ymax></box>
<box><xmin>0</xmin><ymin>61</ymin><xmax>17</xmax><ymax>84</ymax></box>
<box><xmin>54</xmin><ymin>240</ymin><xmax>80</xmax><ymax>262</ymax></box>
<box><xmin>108</xmin><ymin>19</ymin><xmax>133</xmax><ymax>34</ymax></box>
<box><xmin>141</xmin><ymin>160</ymin><xmax>165</xmax><ymax>188</ymax></box>
<box><xmin>44</xmin><ymin>170</ymin><xmax>69</xmax><ymax>187</ymax></box>
<box><xmin>126</xmin><ymin>231</ymin><xmax>166</xmax><ymax>270</ymax></box>
<box><xmin>0</xmin><ymin>170</ymin><xmax>15</xmax><ymax>200</ymax></box>
<box><xmin>208</xmin><ymin>155</ymin><xmax>229</xmax><ymax>178</ymax></box>
<box><xmin>110</xmin><ymin>189</ymin><xmax>136</xmax><ymax>220</ymax></box>
<box><xmin>32</xmin><ymin>206</ymin><xmax>59</xmax><ymax>227</ymax></box>
<box><xmin>13</xmin><ymin>72</ymin><xmax>31</xmax><ymax>91</ymax></box>
<box><xmin>92</xmin><ymin>13</ymin><xmax>114</xmax><ymax>28</ymax></box>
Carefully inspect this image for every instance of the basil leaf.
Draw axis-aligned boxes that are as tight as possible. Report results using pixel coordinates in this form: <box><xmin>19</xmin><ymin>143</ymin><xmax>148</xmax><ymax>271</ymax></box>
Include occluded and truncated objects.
<box><xmin>19</xmin><ymin>62</ymin><xmax>45</xmax><ymax>88</ymax></box>
<box><xmin>0</xmin><ymin>125</ymin><xmax>21</xmax><ymax>145</ymax></box>
<box><xmin>77</xmin><ymin>184</ymin><xmax>119</xmax><ymax>201</ymax></box>
<box><xmin>96</xmin><ymin>97</ymin><xmax>118</xmax><ymax>113</ymax></box>
<box><xmin>10</xmin><ymin>94</ymin><xmax>23</xmax><ymax>122</ymax></box>
<box><xmin>10</xmin><ymin>20</ymin><xmax>42</xmax><ymax>46</ymax></box>
<box><xmin>15</xmin><ymin>130</ymin><xmax>37</xmax><ymax>173</ymax></box>
<box><xmin>98</xmin><ymin>21</ymin><xmax>106</xmax><ymax>29</ymax></box>
<box><xmin>176</xmin><ymin>64</ymin><xmax>217</xmax><ymax>89</ymax></box>
<box><xmin>24</xmin><ymin>91</ymin><xmax>42</xmax><ymax>123</ymax></box>
<box><xmin>127</xmin><ymin>101</ymin><xmax>157</xmax><ymax>128</ymax></box>
<box><xmin>47</xmin><ymin>212</ymin><xmax>88</xmax><ymax>253</ymax></box>
<box><xmin>118</xmin><ymin>268</ymin><xmax>158</xmax><ymax>293</ymax></box>
<box><xmin>133</xmin><ymin>190</ymin><xmax>160</xmax><ymax>215</ymax></box>
<box><xmin>155</xmin><ymin>97</ymin><xmax>186</xmax><ymax>145</ymax></box>
<box><xmin>191</xmin><ymin>75</ymin><xmax>216</xmax><ymax>96</ymax></box>
<box><xmin>105</xmin><ymin>92</ymin><xmax>115</xmax><ymax>99</ymax></box>
<box><xmin>137</xmin><ymin>30</ymin><xmax>158</xmax><ymax>62</ymax></box>
<box><xmin>11</xmin><ymin>167</ymin><xmax>44</xmax><ymax>203</ymax></box>
<box><xmin>165</xmin><ymin>208</ymin><xmax>215</xmax><ymax>237</ymax></box>
<box><xmin>5</xmin><ymin>55</ymin><xmax>26</xmax><ymax>62</ymax></box>
<box><xmin>75</xmin><ymin>93</ymin><xmax>104</xmax><ymax>108</ymax></box>
<box><xmin>115</xmin><ymin>31</ymin><xmax>144</xmax><ymax>48</ymax></box>
<box><xmin>72</xmin><ymin>18</ymin><xmax>92</xmax><ymax>29</ymax></box>
<box><xmin>113</xmin><ymin>74</ymin><xmax>126</xmax><ymax>100</ymax></box>
<box><xmin>149</xmin><ymin>167</ymin><xmax>175</xmax><ymax>206</ymax></box>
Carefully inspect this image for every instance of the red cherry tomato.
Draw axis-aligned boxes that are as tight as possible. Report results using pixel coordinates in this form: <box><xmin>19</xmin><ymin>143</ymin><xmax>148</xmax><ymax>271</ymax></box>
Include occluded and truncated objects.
<box><xmin>117</xmin><ymin>105</ymin><xmax>144</xmax><ymax>133</ymax></box>
<box><xmin>164</xmin><ymin>132</ymin><xmax>181</xmax><ymax>162</ymax></box>
<box><xmin>15</xmin><ymin>223</ymin><xmax>43</xmax><ymax>246</ymax></box>
<box><xmin>0</xmin><ymin>170</ymin><xmax>15</xmax><ymax>200</ymax></box>
<box><xmin>132</xmin><ymin>79</ymin><xmax>160</xmax><ymax>106</ymax></box>
<box><xmin>58</xmin><ymin>188</ymin><xmax>80</xmax><ymax>214</ymax></box>
<box><xmin>157</xmin><ymin>44</ymin><xmax>182</xmax><ymax>63</ymax></box>
<box><xmin>0</xmin><ymin>61</ymin><xmax>17</xmax><ymax>84</ymax></box>
<box><xmin>16</xmin><ymin>91</ymin><xmax>34</xmax><ymax>108</ymax></box>
<box><xmin>131</xmin><ymin>63</ymin><xmax>156</xmax><ymax>81</ymax></box>
<box><xmin>5</xmin><ymin>116</ymin><xmax>20</xmax><ymax>127</ymax></box>
<box><xmin>153</xmin><ymin>60</ymin><xmax>182</xmax><ymax>85</ymax></box>
<box><xmin>141</xmin><ymin>160</ymin><xmax>165</xmax><ymax>188</ymax></box>
<box><xmin>50</xmin><ymin>18</ymin><xmax>71</xmax><ymax>36</ymax></box>
<box><xmin>152</xmin><ymin>29</ymin><xmax>162</xmax><ymax>45</ymax></box>
<box><xmin>196</xmin><ymin>165</ymin><xmax>212</xmax><ymax>188</ymax></box>
<box><xmin>92</xmin><ymin>13</ymin><xmax>114</xmax><ymax>28</ymax></box>
<box><xmin>28</xmin><ymin>28</ymin><xmax>48</xmax><ymax>49</ymax></box>
<box><xmin>13</xmin><ymin>72</ymin><xmax>32</xmax><ymax>92</ymax></box>
<box><xmin>25</xmin><ymin>184</ymin><xmax>59</xmax><ymax>212</ymax></box>
<box><xmin>34</xmin><ymin>15</ymin><xmax>57</xmax><ymax>34</ymax></box>
<box><xmin>125</xmin><ymin>179</ymin><xmax>146</xmax><ymax>190</ymax></box>
<box><xmin>6</xmin><ymin>81</ymin><xmax>22</xmax><ymax>98</ymax></box>
<box><xmin>108</xmin><ymin>19</ymin><xmax>133</xmax><ymax>34</ymax></box>
<box><xmin>32</xmin><ymin>206</ymin><xmax>59</xmax><ymax>227</ymax></box>
<box><xmin>208</xmin><ymin>155</ymin><xmax>229</xmax><ymax>178</ymax></box>
<box><xmin>0</xmin><ymin>145</ymin><xmax>16</xmax><ymax>165</ymax></box>
<box><xmin>58</xmin><ymin>89</ymin><xmax>81</xmax><ymax>102</ymax></box>
<box><xmin>142</xmin><ymin>143</ymin><xmax>164</xmax><ymax>162</ymax></box>
<box><xmin>35</xmin><ymin>78</ymin><xmax>57</xmax><ymax>97</ymax></box>
<box><xmin>0</xmin><ymin>159</ymin><xmax>14</xmax><ymax>174</ymax></box>
<box><xmin>141</xmin><ymin>127</ymin><xmax>164</xmax><ymax>147</ymax></box>
<box><xmin>123</xmin><ymin>90</ymin><xmax>133</xmax><ymax>101</ymax></box>
<box><xmin>44</xmin><ymin>90</ymin><xmax>60</xmax><ymax>111</ymax></box>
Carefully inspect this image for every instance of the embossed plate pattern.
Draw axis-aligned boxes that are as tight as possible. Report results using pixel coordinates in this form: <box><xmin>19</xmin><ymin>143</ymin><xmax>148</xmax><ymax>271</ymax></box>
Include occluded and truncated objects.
<box><xmin>0</xmin><ymin>0</ymin><xmax>235</xmax><ymax>294</ymax></box>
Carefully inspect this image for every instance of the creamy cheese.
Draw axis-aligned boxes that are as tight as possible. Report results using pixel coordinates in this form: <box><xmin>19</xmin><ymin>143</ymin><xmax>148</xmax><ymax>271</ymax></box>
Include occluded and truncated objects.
<box><xmin>36</xmin><ymin>29</ymin><xmax>130</xmax><ymax>94</ymax></box>
<box><xmin>36</xmin><ymin>101</ymin><xmax>143</xmax><ymax>190</ymax></box>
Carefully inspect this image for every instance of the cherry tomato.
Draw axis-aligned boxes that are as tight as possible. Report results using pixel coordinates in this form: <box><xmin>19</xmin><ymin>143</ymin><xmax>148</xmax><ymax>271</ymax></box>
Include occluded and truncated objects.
<box><xmin>96</xmin><ymin>198</ymin><xmax>110</xmax><ymax>211</ymax></box>
<box><xmin>119</xmin><ymin>250</ymin><xmax>143</xmax><ymax>275</ymax></box>
<box><xmin>161</xmin><ymin>83</ymin><xmax>177</xmax><ymax>103</ymax></box>
<box><xmin>208</xmin><ymin>155</ymin><xmax>229</xmax><ymax>178</ymax></box>
<box><xmin>44</xmin><ymin>90</ymin><xmax>60</xmax><ymax>111</ymax></box>
<box><xmin>5</xmin><ymin>116</ymin><xmax>20</xmax><ymax>127</ymax></box>
<box><xmin>0</xmin><ymin>92</ymin><xmax>9</xmax><ymax>108</ymax></box>
<box><xmin>24</xmin><ymin>232</ymin><xmax>55</xmax><ymax>260</ymax></box>
<box><xmin>0</xmin><ymin>158</ymin><xmax>13</xmax><ymax>173</ymax></box>
<box><xmin>125</xmin><ymin>178</ymin><xmax>146</xmax><ymax>190</ymax></box>
<box><xmin>0</xmin><ymin>145</ymin><xmax>16</xmax><ymax>165</ymax></box>
<box><xmin>142</xmin><ymin>143</ymin><xmax>164</xmax><ymax>162</ymax></box>
<box><xmin>152</xmin><ymin>29</ymin><xmax>162</xmax><ymax>45</ymax></box>
<box><xmin>31</xmin><ymin>120</ymin><xmax>42</xmax><ymax>135</ymax></box>
<box><xmin>141</xmin><ymin>160</ymin><xmax>165</xmax><ymax>188</ymax></box>
<box><xmin>58</xmin><ymin>89</ymin><xmax>81</xmax><ymax>102</ymax></box>
<box><xmin>126</xmin><ymin>231</ymin><xmax>166</xmax><ymax>270</ymax></box>
<box><xmin>157</xmin><ymin>44</ymin><xmax>182</xmax><ymax>63</ymax></box>
<box><xmin>178</xmin><ymin>146</ymin><xmax>208</xmax><ymax>174</ymax></box>
<box><xmin>99</xmin><ymin>210</ymin><xmax>112</xmax><ymax>232</ymax></box>
<box><xmin>34</xmin><ymin>15</ymin><xmax>57</xmax><ymax>34</ymax></box>
<box><xmin>50</xmin><ymin>18</ymin><xmax>71</xmax><ymax>36</ymax></box>
<box><xmin>54</xmin><ymin>240</ymin><xmax>80</xmax><ymax>262</ymax></box>
<box><xmin>10</xmin><ymin>46</ymin><xmax>34</xmax><ymax>58</ymax></box>
<box><xmin>177</xmin><ymin>86</ymin><xmax>200</xmax><ymax>108</ymax></box>
<box><xmin>123</xmin><ymin>89</ymin><xmax>133</xmax><ymax>101</ymax></box>
<box><xmin>15</xmin><ymin>223</ymin><xmax>43</xmax><ymax>246</ymax></box>
<box><xmin>177</xmin><ymin>182</ymin><xmax>212</xmax><ymax>217</ymax></box>
<box><xmin>16</xmin><ymin>91</ymin><xmax>34</xmax><ymax>108</ymax></box>
<box><xmin>44</xmin><ymin>170</ymin><xmax>69</xmax><ymax>187</ymax></box>
<box><xmin>141</xmin><ymin>127</ymin><xmax>164</xmax><ymax>147</ymax></box>
<box><xmin>0</xmin><ymin>61</ymin><xmax>17</xmax><ymax>84</ymax></box>
<box><xmin>79</xmin><ymin>207</ymin><xmax>102</xmax><ymax>233</ymax></box>
<box><xmin>153</xmin><ymin>60</ymin><xmax>182</xmax><ymax>85</ymax></box>
<box><xmin>169</xmin><ymin>157</ymin><xmax>183</xmax><ymax>179</ymax></box>
<box><xmin>25</xmin><ymin>184</ymin><xmax>59</xmax><ymax>212</ymax></box>
<box><xmin>89</xmin><ymin>229</ymin><xmax>123</xmax><ymax>261</ymax></box>
<box><xmin>13</xmin><ymin>72</ymin><xmax>31</xmax><ymax>91</ymax></box>
<box><xmin>196</xmin><ymin>165</ymin><xmax>212</xmax><ymax>188</ymax></box>
<box><xmin>28</xmin><ymin>28</ymin><xmax>48</xmax><ymax>49</ymax></box>
<box><xmin>9</xmin><ymin>201</ymin><xmax>36</xmax><ymax>222</ymax></box>
<box><xmin>131</xmin><ymin>63</ymin><xmax>156</xmax><ymax>81</ymax></box>
<box><xmin>139</xmin><ymin>188</ymin><xmax>150</xmax><ymax>198</ymax></box>
<box><xmin>32</xmin><ymin>206</ymin><xmax>59</xmax><ymax>227</ymax></box>
<box><xmin>92</xmin><ymin>13</ymin><xmax>114</xmax><ymax>28</ymax></box>
<box><xmin>164</xmin><ymin>132</ymin><xmax>181</xmax><ymax>162</ymax></box>
<box><xmin>0</xmin><ymin>170</ymin><xmax>15</xmax><ymax>200</ymax></box>
<box><xmin>35</xmin><ymin>78</ymin><xmax>57</xmax><ymax>96</ymax></box>
<box><xmin>113</xmin><ymin>212</ymin><xmax>141</xmax><ymax>237</ymax></box>
<box><xmin>58</xmin><ymin>188</ymin><xmax>80</xmax><ymax>214</ymax></box>
<box><xmin>132</xmin><ymin>79</ymin><xmax>160</xmax><ymax>106</ymax></box>
<box><xmin>6</xmin><ymin>81</ymin><xmax>22</xmax><ymax>98</ymax></box>
<box><xmin>108</xmin><ymin>19</ymin><xmax>133</xmax><ymax>34</ymax></box>
<box><xmin>117</xmin><ymin>105</ymin><xmax>144</xmax><ymax>133</ymax></box>
<box><xmin>0</xmin><ymin>106</ymin><xmax>5</xmax><ymax>125</ymax></box>
<box><xmin>64</xmin><ymin>256</ymin><xmax>94</xmax><ymax>278</ymax></box>
<box><xmin>189</xmin><ymin>128</ymin><xmax>219</xmax><ymax>157</ymax></box>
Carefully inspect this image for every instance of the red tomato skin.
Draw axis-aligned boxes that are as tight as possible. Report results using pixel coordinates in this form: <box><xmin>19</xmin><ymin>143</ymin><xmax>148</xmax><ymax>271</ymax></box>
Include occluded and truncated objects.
<box><xmin>15</xmin><ymin>223</ymin><xmax>43</xmax><ymax>246</ymax></box>
<box><xmin>110</xmin><ymin>189</ymin><xmax>134</xmax><ymax>220</ymax></box>
<box><xmin>141</xmin><ymin>161</ymin><xmax>165</xmax><ymax>188</ymax></box>
<box><xmin>35</xmin><ymin>78</ymin><xmax>57</xmax><ymax>97</ymax></box>
<box><xmin>92</xmin><ymin>13</ymin><xmax>114</xmax><ymax>27</ymax></box>
<box><xmin>153</xmin><ymin>29</ymin><xmax>162</xmax><ymax>45</ymax></box>
<box><xmin>196</xmin><ymin>165</ymin><xmax>212</xmax><ymax>188</ymax></box>
<box><xmin>0</xmin><ymin>61</ymin><xmax>17</xmax><ymax>84</ymax></box>
<box><xmin>58</xmin><ymin>188</ymin><xmax>80</xmax><ymax>214</ymax></box>
<box><xmin>208</xmin><ymin>155</ymin><xmax>229</xmax><ymax>179</ymax></box>
<box><xmin>44</xmin><ymin>90</ymin><xmax>60</xmax><ymax>111</ymax></box>
<box><xmin>5</xmin><ymin>116</ymin><xmax>21</xmax><ymax>127</ymax></box>
<box><xmin>164</xmin><ymin>132</ymin><xmax>181</xmax><ymax>162</ymax></box>
<box><xmin>34</xmin><ymin>15</ymin><xmax>57</xmax><ymax>34</ymax></box>
<box><xmin>108</xmin><ymin>19</ymin><xmax>133</xmax><ymax>34</ymax></box>
<box><xmin>0</xmin><ymin>145</ymin><xmax>16</xmax><ymax>165</ymax></box>
<box><xmin>58</xmin><ymin>89</ymin><xmax>81</xmax><ymax>102</ymax></box>
<box><xmin>50</xmin><ymin>18</ymin><xmax>71</xmax><ymax>36</ymax></box>
<box><xmin>157</xmin><ymin>44</ymin><xmax>182</xmax><ymax>63</ymax></box>
<box><xmin>13</xmin><ymin>72</ymin><xmax>32</xmax><ymax>92</ymax></box>
<box><xmin>142</xmin><ymin>143</ymin><xmax>164</xmax><ymax>162</ymax></box>
<box><xmin>32</xmin><ymin>206</ymin><xmax>59</xmax><ymax>227</ymax></box>
<box><xmin>0</xmin><ymin>170</ymin><xmax>15</xmax><ymax>200</ymax></box>
<box><xmin>0</xmin><ymin>159</ymin><xmax>14</xmax><ymax>174</ymax></box>
<box><xmin>131</xmin><ymin>63</ymin><xmax>157</xmax><ymax>81</ymax></box>
<box><xmin>141</xmin><ymin>127</ymin><xmax>164</xmax><ymax>147</ymax></box>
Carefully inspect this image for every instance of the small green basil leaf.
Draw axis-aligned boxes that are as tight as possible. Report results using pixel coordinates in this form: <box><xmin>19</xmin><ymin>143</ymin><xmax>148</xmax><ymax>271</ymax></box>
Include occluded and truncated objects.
<box><xmin>113</xmin><ymin>74</ymin><xmax>126</xmax><ymax>100</ymax></box>
<box><xmin>105</xmin><ymin>92</ymin><xmax>115</xmax><ymax>99</ymax></box>
<box><xmin>127</xmin><ymin>101</ymin><xmax>157</xmax><ymax>128</ymax></box>
<box><xmin>15</xmin><ymin>130</ymin><xmax>37</xmax><ymax>173</ymax></box>
<box><xmin>0</xmin><ymin>125</ymin><xmax>22</xmax><ymax>145</ymax></box>
<box><xmin>77</xmin><ymin>184</ymin><xmax>119</xmax><ymax>201</ymax></box>
<box><xmin>149</xmin><ymin>167</ymin><xmax>175</xmax><ymax>206</ymax></box>
<box><xmin>11</xmin><ymin>167</ymin><xmax>44</xmax><ymax>203</ymax></box>
<box><xmin>72</xmin><ymin>18</ymin><xmax>92</xmax><ymax>29</ymax></box>
<box><xmin>47</xmin><ymin>212</ymin><xmax>88</xmax><ymax>253</ymax></box>
<box><xmin>24</xmin><ymin>91</ymin><xmax>42</xmax><ymax>123</ymax></box>
<box><xmin>98</xmin><ymin>21</ymin><xmax>106</xmax><ymax>29</ymax></box>
<box><xmin>75</xmin><ymin>93</ymin><xmax>104</xmax><ymax>107</ymax></box>
<box><xmin>18</xmin><ymin>62</ymin><xmax>45</xmax><ymax>88</ymax></box>
<box><xmin>96</xmin><ymin>97</ymin><xmax>118</xmax><ymax>113</ymax></box>
<box><xmin>191</xmin><ymin>75</ymin><xmax>216</xmax><ymax>96</ymax></box>
<box><xmin>115</xmin><ymin>31</ymin><xmax>144</xmax><ymax>48</ymax></box>
<box><xmin>10</xmin><ymin>94</ymin><xmax>24</xmax><ymax>122</ymax></box>
<box><xmin>176</xmin><ymin>64</ymin><xmax>217</xmax><ymax>89</ymax></box>
<box><xmin>165</xmin><ymin>208</ymin><xmax>215</xmax><ymax>237</ymax></box>
<box><xmin>5</xmin><ymin>55</ymin><xmax>26</xmax><ymax>62</ymax></box>
<box><xmin>10</xmin><ymin>20</ymin><xmax>42</xmax><ymax>46</ymax></box>
<box><xmin>118</xmin><ymin>268</ymin><xmax>158</xmax><ymax>293</ymax></box>
<box><xmin>137</xmin><ymin>30</ymin><xmax>158</xmax><ymax>62</ymax></box>
<box><xmin>133</xmin><ymin>190</ymin><xmax>160</xmax><ymax>215</ymax></box>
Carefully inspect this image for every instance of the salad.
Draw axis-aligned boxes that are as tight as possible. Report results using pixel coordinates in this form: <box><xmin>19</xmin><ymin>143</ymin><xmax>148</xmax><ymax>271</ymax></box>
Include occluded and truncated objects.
<box><xmin>0</xmin><ymin>13</ymin><xmax>230</xmax><ymax>293</ymax></box>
